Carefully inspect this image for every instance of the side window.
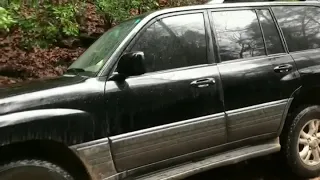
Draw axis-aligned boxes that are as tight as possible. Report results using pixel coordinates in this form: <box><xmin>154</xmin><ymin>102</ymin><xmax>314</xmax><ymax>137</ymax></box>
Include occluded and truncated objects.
<box><xmin>272</xmin><ymin>6</ymin><xmax>320</xmax><ymax>52</ymax></box>
<box><xmin>131</xmin><ymin>13</ymin><xmax>207</xmax><ymax>73</ymax></box>
<box><xmin>212</xmin><ymin>10</ymin><xmax>265</xmax><ymax>62</ymax></box>
<box><xmin>256</xmin><ymin>9</ymin><xmax>285</xmax><ymax>55</ymax></box>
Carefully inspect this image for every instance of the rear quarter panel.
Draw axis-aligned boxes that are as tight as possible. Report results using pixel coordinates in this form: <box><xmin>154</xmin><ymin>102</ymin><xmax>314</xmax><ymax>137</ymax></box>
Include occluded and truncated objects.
<box><xmin>290</xmin><ymin>49</ymin><xmax>320</xmax><ymax>87</ymax></box>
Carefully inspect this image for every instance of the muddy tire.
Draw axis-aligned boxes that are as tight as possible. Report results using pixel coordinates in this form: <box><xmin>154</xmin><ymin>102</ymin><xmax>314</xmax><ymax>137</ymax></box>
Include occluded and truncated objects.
<box><xmin>0</xmin><ymin>159</ymin><xmax>74</xmax><ymax>180</ymax></box>
<box><xmin>283</xmin><ymin>105</ymin><xmax>320</xmax><ymax>178</ymax></box>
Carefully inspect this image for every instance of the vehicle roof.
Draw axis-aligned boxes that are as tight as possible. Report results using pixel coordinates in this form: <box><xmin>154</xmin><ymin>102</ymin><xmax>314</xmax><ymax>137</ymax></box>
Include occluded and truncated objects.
<box><xmin>149</xmin><ymin>1</ymin><xmax>320</xmax><ymax>17</ymax></box>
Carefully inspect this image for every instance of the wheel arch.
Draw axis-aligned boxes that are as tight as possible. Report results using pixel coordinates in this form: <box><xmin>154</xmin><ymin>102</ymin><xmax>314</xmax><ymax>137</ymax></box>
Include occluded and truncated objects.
<box><xmin>0</xmin><ymin>139</ymin><xmax>91</xmax><ymax>180</ymax></box>
<box><xmin>278</xmin><ymin>85</ymin><xmax>320</xmax><ymax>137</ymax></box>
<box><xmin>0</xmin><ymin>108</ymin><xmax>98</xmax><ymax>180</ymax></box>
<box><xmin>0</xmin><ymin>108</ymin><xmax>96</xmax><ymax>146</ymax></box>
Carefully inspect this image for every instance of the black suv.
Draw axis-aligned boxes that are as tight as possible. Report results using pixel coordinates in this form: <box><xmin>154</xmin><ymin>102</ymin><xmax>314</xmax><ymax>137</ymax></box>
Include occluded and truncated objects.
<box><xmin>0</xmin><ymin>1</ymin><xmax>319</xmax><ymax>180</ymax></box>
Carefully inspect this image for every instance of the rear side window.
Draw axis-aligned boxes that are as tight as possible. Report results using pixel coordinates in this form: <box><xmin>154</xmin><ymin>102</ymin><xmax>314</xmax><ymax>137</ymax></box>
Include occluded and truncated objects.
<box><xmin>212</xmin><ymin>10</ymin><xmax>265</xmax><ymax>62</ymax></box>
<box><xmin>131</xmin><ymin>13</ymin><xmax>207</xmax><ymax>73</ymax></box>
<box><xmin>272</xmin><ymin>6</ymin><xmax>320</xmax><ymax>52</ymax></box>
<box><xmin>256</xmin><ymin>9</ymin><xmax>285</xmax><ymax>55</ymax></box>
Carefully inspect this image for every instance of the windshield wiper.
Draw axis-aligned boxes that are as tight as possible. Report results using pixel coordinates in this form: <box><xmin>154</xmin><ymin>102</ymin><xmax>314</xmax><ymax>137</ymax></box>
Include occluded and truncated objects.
<box><xmin>66</xmin><ymin>68</ymin><xmax>86</xmax><ymax>75</ymax></box>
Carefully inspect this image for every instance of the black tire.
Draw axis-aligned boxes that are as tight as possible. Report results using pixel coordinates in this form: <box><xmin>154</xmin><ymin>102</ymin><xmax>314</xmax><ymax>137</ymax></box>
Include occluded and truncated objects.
<box><xmin>0</xmin><ymin>159</ymin><xmax>74</xmax><ymax>180</ymax></box>
<box><xmin>282</xmin><ymin>105</ymin><xmax>320</xmax><ymax>178</ymax></box>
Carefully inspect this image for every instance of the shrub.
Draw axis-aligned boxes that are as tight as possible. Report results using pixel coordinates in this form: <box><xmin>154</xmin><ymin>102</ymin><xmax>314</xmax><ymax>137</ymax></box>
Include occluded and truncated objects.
<box><xmin>95</xmin><ymin>0</ymin><xmax>160</xmax><ymax>28</ymax></box>
<box><xmin>2</xmin><ymin>1</ymin><xmax>84</xmax><ymax>49</ymax></box>
<box><xmin>0</xmin><ymin>7</ymin><xmax>16</xmax><ymax>32</ymax></box>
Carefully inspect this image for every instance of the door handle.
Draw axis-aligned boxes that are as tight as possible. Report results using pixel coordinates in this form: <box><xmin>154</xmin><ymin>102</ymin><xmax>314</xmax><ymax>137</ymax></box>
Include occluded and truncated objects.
<box><xmin>274</xmin><ymin>64</ymin><xmax>293</xmax><ymax>73</ymax></box>
<box><xmin>190</xmin><ymin>78</ymin><xmax>216</xmax><ymax>88</ymax></box>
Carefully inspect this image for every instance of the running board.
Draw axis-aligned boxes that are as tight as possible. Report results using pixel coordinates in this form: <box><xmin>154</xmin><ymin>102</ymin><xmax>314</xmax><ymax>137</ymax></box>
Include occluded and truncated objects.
<box><xmin>135</xmin><ymin>138</ymin><xmax>281</xmax><ymax>180</ymax></box>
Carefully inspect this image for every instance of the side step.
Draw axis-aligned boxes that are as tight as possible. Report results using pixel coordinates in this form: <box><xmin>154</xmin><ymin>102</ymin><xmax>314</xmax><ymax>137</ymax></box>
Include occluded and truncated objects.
<box><xmin>135</xmin><ymin>138</ymin><xmax>281</xmax><ymax>180</ymax></box>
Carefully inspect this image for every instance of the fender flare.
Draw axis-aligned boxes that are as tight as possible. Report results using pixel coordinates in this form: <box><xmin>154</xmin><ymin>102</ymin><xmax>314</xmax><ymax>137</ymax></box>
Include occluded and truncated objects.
<box><xmin>277</xmin><ymin>85</ymin><xmax>320</xmax><ymax>136</ymax></box>
<box><xmin>276</xmin><ymin>86</ymin><xmax>301</xmax><ymax>136</ymax></box>
<box><xmin>0</xmin><ymin>108</ymin><xmax>95</xmax><ymax>146</ymax></box>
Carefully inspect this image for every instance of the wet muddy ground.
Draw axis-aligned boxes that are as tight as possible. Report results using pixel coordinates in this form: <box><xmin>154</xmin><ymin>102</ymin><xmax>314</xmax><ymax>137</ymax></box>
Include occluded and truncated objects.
<box><xmin>185</xmin><ymin>153</ymin><xmax>320</xmax><ymax>180</ymax></box>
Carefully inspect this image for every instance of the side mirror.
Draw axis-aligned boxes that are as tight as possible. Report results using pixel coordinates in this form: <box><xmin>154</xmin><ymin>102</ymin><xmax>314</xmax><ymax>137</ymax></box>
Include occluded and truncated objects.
<box><xmin>110</xmin><ymin>51</ymin><xmax>146</xmax><ymax>81</ymax></box>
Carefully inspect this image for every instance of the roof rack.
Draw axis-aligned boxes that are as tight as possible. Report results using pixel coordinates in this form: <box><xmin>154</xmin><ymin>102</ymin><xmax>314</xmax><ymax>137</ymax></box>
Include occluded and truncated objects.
<box><xmin>206</xmin><ymin>0</ymin><xmax>225</xmax><ymax>4</ymax></box>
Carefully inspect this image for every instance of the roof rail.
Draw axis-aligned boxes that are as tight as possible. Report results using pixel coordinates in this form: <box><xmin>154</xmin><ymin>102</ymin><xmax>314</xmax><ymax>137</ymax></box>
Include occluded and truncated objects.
<box><xmin>206</xmin><ymin>0</ymin><xmax>320</xmax><ymax>3</ymax></box>
<box><xmin>206</xmin><ymin>0</ymin><xmax>225</xmax><ymax>4</ymax></box>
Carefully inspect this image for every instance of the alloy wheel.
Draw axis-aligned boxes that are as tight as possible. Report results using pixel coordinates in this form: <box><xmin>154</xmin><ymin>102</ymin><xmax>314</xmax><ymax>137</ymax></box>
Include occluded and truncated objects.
<box><xmin>298</xmin><ymin>119</ymin><xmax>320</xmax><ymax>166</ymax></box>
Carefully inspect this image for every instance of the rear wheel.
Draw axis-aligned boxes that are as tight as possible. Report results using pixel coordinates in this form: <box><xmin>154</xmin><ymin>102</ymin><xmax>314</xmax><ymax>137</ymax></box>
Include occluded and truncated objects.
<box><xmin>283</xmin><ymin>105</ymin><xmax>320</xmax><ymax>178</ymax></box>
<box><xmin>298</xmin><ymin>119</ymin><xmax>320</xmax><ymax>167</ymax></box>
<box><xmin>0</xmin><ymin>159</ymin><xmax>74</xmax><ymax>180</ymax></box>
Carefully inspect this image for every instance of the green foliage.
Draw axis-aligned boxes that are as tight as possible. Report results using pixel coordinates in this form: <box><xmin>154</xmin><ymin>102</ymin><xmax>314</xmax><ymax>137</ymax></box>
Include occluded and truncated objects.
<box><xmin>95</xmin><ymin>0</ymin><xmax>128</xmax><ymax>24</ymax></box>
<box><xmin>0</xmin><ymin>6</ymin><xmax>16</xmax><ymax>31</ymax></box>
<box><xmin>51</xmin><ymin>4</ymin><xmax>80</xmax><ymax>36</ymax></box>
<box><xmin>2</xmin><ymin>0</ymin><xmax>210</xmax><ymax>49</ymax></box>
<box><xmin>95</xmin><ymin>0</ymin><xmax>159</xmax><ymax>25</ymax></box>
<box><xmin>2</xmin><ymin>1</ymin><xmax>83</xmax><ymax>49</ymax></box>
<box><xmin>130</xmin><ymin>0</ymin><xmax>159</xmax><ymax>13</ymax></box>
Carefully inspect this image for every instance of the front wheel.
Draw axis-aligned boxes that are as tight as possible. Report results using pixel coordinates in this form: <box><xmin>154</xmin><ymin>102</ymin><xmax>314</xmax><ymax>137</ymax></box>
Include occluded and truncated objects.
<box><xmin>0</xmin><ymin>159</ymin><xmax>74</xmax><ymax>180</ymax></box>
<box><xmin>283</xmin><ymin>105</ymin><xmax>320</xmax><ymax>178</ymax></box>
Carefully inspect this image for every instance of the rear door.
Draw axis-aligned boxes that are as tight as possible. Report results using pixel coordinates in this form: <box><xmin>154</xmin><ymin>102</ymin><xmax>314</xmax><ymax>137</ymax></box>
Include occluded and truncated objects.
<box><xmin>272</xmin><ymin>5</ymin><xmax>320</xmax><ymax>86</ymax></box>
<box><xmin>105</xmin><ymin>11</ymin><xmax>226</xmax><ymax>172</ymax></box>
<box><xmin>210</xmin><ymin>8</ymin><xmax>301</xmax><ymax>142</ymax></box>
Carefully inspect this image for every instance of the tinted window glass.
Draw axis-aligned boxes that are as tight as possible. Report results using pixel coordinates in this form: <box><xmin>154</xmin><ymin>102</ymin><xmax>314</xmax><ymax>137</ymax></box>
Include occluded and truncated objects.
<box><xmin>212</xmin><ymin>10</ymin><xmax>265</xmax><ymax>62</ymax></box>
<box><xmin>256</xmin><ymin>9</ymin><xmax>284</xmax><ymax>55</ymax></box>
<box><xmin>131</xmin><ymin>13</ymin><xmax>207</xmax><ymax>73</ymax></box>
<box><xmin>273</xmin><ymin>6</ymin><xmax>320</xmax><ymax>52</ymax></box>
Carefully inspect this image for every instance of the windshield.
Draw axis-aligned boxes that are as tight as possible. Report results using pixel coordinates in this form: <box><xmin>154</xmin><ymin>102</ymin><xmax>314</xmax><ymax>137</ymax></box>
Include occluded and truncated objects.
<box><xmin>67</xmin><ymin>16</ymin><xmax>144</xmax><ymax>76</ymax></box>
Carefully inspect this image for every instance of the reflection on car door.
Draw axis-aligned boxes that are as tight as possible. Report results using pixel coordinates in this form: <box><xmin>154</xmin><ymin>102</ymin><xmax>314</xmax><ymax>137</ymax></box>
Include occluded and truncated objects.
<box><xmin>272</xmin><ymin>5</ymin><xmax>320</xmax><ymax>85</ymax></box>
<box><xmin>104</xmin><ymin>12</ymin><xmax>226</xmax><ymax>172</ymax></box>
<box><xmin>211</xmin><ymin>8</ymin><xmax>301</xmax><ymax>143</ymax></box>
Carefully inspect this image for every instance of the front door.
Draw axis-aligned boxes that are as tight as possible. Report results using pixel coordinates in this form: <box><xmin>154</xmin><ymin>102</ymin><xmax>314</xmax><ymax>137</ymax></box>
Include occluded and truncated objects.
<box><xmin>210</xmin><ymin>8</ymin><xmax>301</xmax><ymax>142</ymax></box>
<box><xmin>105</xmin><ymin>12</ymin><xmax>226</xmax><ymax>172</ymax></box>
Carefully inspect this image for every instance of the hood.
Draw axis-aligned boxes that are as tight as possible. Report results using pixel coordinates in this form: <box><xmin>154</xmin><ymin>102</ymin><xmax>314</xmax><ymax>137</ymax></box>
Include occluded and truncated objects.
<box><xmin>0</xmin><ymin>75</ymin><xmax>86</xmax><ymax>99</ymax></box>
<box><xmin>0</xmin><ymin>75</ymin><xmax>89</xmax><ymax>115</ymax></box>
